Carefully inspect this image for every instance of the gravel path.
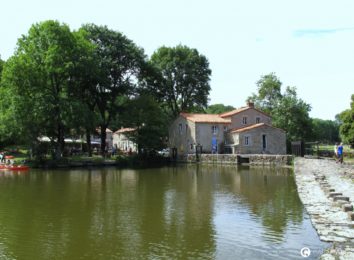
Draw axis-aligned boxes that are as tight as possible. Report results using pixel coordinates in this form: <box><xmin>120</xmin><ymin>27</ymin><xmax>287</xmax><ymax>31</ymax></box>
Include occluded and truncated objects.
<box><xmin>294</xmin><ymin>158</ymin><xmax>354</xmax><ymax>259</ymax></box>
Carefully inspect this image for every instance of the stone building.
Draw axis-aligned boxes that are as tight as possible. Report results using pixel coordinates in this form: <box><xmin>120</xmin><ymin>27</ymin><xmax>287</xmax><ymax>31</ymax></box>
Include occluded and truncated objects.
<box><xmin>169</xmin><ymin>102</ymin><xmax>286</xmax><ymax>156</ymax></box>
<box><xmin>112</xmin><ymin>128</ymin><xmax>137</xmax><ymax>153</ymax></box>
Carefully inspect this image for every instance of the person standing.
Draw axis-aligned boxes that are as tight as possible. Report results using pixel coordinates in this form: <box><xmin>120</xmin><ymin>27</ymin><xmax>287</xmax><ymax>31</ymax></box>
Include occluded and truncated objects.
<box><xmin>337</xmin><ymin>143</ymin><xmax>344</xmax><ymax>164</ymax></box>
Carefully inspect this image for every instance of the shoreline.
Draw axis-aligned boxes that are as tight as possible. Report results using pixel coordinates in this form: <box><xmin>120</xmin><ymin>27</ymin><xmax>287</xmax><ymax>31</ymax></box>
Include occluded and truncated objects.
<box><xmin>294</xmin><ymin>158</ymin><xmax>354</xmax><ymax>259</ymax></box>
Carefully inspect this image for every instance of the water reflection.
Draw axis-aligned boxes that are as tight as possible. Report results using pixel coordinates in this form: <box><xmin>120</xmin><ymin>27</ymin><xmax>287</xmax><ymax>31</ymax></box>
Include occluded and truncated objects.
<box><xmin>0</xmin><ymin>166</ymin><xmax>326</xmax><ymax>259</ymax></box>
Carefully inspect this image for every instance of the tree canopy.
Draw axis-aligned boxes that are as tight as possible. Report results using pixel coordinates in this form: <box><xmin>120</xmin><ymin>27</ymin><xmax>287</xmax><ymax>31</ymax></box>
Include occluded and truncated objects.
<box><xmin>120</xmin><ymin>95</ymin><xmax>168</xmax><ymax>153</ymax></box>
<box><xmin>79</xmin><ymin>24</ymin><xmax>147</xmax><ymax>155</ymax></box>
<box><xmin>1</xmin><ymin>20</ymin><xmax>82</xmax><ymax>158</ymax></box>
<box><xmin>149</xmin><ymin>45</ymin><xmax>211</xmax><ymax>118</ymax></box>
<box><xmin>338</xmin><ymin>94</ymin><xmax>354</xmax><ymax>146</ymax></box>
<box><xmin>205</xmin><ymin>104</ymin><xmax>235</xmax><ymax>114</ymax></box>
<box><xmin>311</xmin><ymin>118</ymin><xmax>339</xmax><ymax>143</ymax></box>
<box><xmin>248</xmin><ymin>73</ymin><xmax>313</xmax><ymax>145</ymax></box>
<box><xmin>0</xmin><ymin>56</ymin><xmax>4</xmax><ymax>80</ymax></box>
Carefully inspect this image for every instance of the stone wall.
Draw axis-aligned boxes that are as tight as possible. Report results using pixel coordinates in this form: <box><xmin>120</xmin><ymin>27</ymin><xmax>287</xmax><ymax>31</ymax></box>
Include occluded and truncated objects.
<box><xmin>180</xmin><ymin>154</ymin><xmax>292</xmax><ymax>166</ymax></box>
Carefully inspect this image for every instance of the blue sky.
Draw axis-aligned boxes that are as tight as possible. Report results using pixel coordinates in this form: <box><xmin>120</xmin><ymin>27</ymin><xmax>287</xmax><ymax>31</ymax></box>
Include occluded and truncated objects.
<box><xmin>1</xmin><ymin>0</ymin><xmax>354</xmax><ymax>120</ymax></box>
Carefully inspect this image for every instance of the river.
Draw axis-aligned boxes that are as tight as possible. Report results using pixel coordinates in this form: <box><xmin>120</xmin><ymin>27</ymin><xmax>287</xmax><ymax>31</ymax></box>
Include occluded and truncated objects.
<box><xmin>0</xmin><ymin>165</ymin><xmax>327</xmax><ymax>259</ymax></box>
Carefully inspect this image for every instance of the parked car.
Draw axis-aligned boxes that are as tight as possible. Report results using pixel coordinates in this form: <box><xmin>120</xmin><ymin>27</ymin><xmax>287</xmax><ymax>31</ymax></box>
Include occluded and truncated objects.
<box><xmin>158</xmin><ymin>148</ymin><xmax>170</xmax><ymax>157</ymax></box>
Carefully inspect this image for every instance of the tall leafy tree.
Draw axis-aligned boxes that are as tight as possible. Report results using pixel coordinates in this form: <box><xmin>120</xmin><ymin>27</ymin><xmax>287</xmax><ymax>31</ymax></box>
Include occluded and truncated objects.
<box><xmin>120</xmin><ymin>95</ymin><xmax>168</xmax><ymax>154</ymax></box>
<box><xmin>271</xmin><ymin>86</ymin><xmax>313</xmax><ymax>142</ymax></box>
<box><xmin>69</xmin><ymin>29</ymin><xmax>101</xmax><ymax>157</ymax></box>
<box><xmin>248</xmin><ymin>72</ymin><xmax>282</xmax><ymax>114</ymax></box>
<box><xmin>338</xmin><ymin>94</ymin><xmax>354</xmax><ymax>147</ymax></box>
<box><xmin>149</xmin><ymin>45</ymin><xmax>212</xmax><ymax>118</ymax></box>
<box><xmin>80</xmin><ymin>24</ymin><xmax>146</xmax><ymax>155</ymax></box>
<box><xmin>1</xmin><ymin>20</ymin><xmax>80</xmax><ymax>159</ymax></box>
<box><xmin>248</xmin><ymin>73</ymin><xmax>312</xmax><ymax>145</ymax></box>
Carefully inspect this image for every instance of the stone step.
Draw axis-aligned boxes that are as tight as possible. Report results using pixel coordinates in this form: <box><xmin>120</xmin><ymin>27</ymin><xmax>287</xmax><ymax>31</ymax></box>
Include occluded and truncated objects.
<box><xmin>333</xmin><ymin>196</ymin><xmax>350</xmax><ymax>202</ymax></box>
<box><xmin>329</xmin><ymin>192</ymin><xmax>343</xmax><ymax>197</ymax></box>
<box><xmin>348</xmin><ymin>212</ymin><xmax>354</xmax><ymax>221</ymax></box>
<box><xmin>342</xmin><ymin>204</ymin><xmax>353</xmax><ymax>212</ymax></box>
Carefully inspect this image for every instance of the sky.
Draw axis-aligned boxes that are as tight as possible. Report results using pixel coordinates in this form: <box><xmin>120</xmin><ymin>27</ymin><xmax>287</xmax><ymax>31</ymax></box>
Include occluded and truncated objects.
<box><xmin>1</xmin><ymin>0</ymin><xmax>354</xmax><ymax>120</ymax></box>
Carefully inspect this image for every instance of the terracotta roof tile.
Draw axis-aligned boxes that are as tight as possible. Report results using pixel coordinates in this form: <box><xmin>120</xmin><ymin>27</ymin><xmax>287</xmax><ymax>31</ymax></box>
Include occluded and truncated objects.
<box><xmin>231</xmin><ymin>123</ymin><xmax>285</xmax><ymax>133</ymax></box>
<box><xmin>219</xmin><ymin>107</ymin><xmax>249</xmax><ymax>118</ymax></box>
<box><xmin>115</xmin><ymin>128</ymin><xmax>136</xmax><ymax>134</ymax></box>
<box><xmin>180</xmin><ymin>113</ymin><xmax>231</xmax><ymax>124</ymax></box>
<box><xmin>220</xmin><ymin>106</ymin><xmax>270</xmax><ymax>118</ymax></box>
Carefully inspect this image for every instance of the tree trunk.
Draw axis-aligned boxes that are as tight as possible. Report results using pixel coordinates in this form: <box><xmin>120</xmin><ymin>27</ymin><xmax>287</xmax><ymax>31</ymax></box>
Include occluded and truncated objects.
<box><xmin>55</xmin><ymin>124</ymin><xmax>65</xmax><ymax>160</ymax></box>
<box><xmin>86</xmin><ymin>128</ymin><xmax>92</xmax><ymax>157</ymax></box>
<box><xmin>100</xmin><ymin>125</ymin><xmax>107</xmax><ymax>157</ymax></box>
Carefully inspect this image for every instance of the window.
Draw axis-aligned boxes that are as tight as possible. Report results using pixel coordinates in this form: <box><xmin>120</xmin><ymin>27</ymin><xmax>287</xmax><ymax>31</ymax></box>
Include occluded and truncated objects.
<box><xmin>190</xmin><ymin>143</ymin><xmax>194</xmax><ymax>150</ymax></box>
<box><xmin>244</xmin><ymin>135</ymin><xmax>251</xmax><ymax>146</ymax></box>
<box><xmin>242</xmin><ymin>116</ymin><xmax>248</xmax><ymax>125</ymax></box>
<box><xmin>212</xmin><ymin>125</ymin><xmax>218</xmax><ymax>135</ymax></box>
<box><xmin>223</xmin><ymin>126</ymin><xmax>228</xmax><ymax>132</ymax></box>
<box><xmin>185</xmin><ymin>124</ymin><xmax>188</xmax><ymax>134</ymax></box>
<box><xmin>256</xmin><ymin>117</ymin><xmax>261</xmax><ymax>124</ymax></box>
<box><xmin>179</xmin><ymin>123</ymin><xmax>182</xmax><ymax>135</ymax></box>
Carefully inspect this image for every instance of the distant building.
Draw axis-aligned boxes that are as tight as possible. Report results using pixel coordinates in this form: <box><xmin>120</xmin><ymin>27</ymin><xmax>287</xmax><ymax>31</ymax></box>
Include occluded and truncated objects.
<box><xmin>92</xmin><ymin>128</ymin><xmax>113</xmax><ymax>151</ymax></box>
<box><xmin>113</xmin><ymin>128</ymin><xmax>137</xmax><ymax>153</ymax></box>
<box><xmin>169</xmin><ymin>102</ymin><xmax>286</xmax><ymax>156</ymax></box>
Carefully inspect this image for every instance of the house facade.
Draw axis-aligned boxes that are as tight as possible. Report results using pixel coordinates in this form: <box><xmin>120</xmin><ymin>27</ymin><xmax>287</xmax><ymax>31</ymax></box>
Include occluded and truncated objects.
<box><xmin>112</xmin><ymin>128</ymin><xmax>137</xmax><ymax>153</ymax></box>
<box><xmin>169</xmin><ymin>102</ymin><xmax>286</xmax><ymax>156</ymax></box>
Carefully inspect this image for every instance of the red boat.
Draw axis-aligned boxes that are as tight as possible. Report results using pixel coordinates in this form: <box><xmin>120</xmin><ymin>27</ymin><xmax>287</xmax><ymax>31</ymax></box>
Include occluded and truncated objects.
<box><xmin>0</xmin><ymin>164</ymin><xmax>30</xmax><ymax>171</ymax></box>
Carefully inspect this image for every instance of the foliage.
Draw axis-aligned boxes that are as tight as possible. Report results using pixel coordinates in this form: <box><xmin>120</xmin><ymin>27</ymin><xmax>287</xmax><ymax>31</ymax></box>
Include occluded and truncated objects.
<box><xmin>0</xmin><ymin>56</ymin><xmax>4</xmax><ymax>81</ymax></box>
<box><xmin>311</xmin><ymin>118</ymin><xmax>340</xmax><ymax>143</ymax></box>
<box><xmin>120</xmin><ymin>95</ymin><xmax>168</xmax><ymax>153</ymax></box>
<box><xmin>338</xmin><ymin>94</ymin><xmax>354</xmax><ymax>146</ymax></box>
<box><xmin>149</xmin><ymin>45</ymin><xmax>211</xmax><ymax>118</ymax></box>
<box><xmin>79</xmin><ymin>24</ymin><xmax>146</xmax><ymax>155</ymax></box>
<box><xmin>205</xmin><ymin>104</ymin><xmax>235</xmax><ymax>114</ymax></box>
<box><xmin>248</xmin><ymin>72</ymin><xmax>282</xmax><ymax>114</ymax></box>
<box><xmin>0</xmin><ymin>21</ymin><xmax>82</xmax><ymax>158</ymax></box>
<box><xmin>248</xmin><ymin>73</ymin><xmax>313</xmax><ymax>145</ymax></box>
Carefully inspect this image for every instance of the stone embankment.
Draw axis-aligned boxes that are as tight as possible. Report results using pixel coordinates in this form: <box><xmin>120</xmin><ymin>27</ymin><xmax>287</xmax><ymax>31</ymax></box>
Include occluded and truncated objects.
<box><xmin>182</xmin><ymin>154</ymin><xmax>292</xmax><ymax>166</ymax></box>
<box><xmin>294</xmin><ymin>158</ymin><xmax>354</xmax><ymax>259</ymax></box>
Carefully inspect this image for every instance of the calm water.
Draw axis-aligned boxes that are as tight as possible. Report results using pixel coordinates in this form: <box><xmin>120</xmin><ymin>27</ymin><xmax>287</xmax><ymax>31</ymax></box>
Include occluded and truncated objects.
<box><xmin>0</xmin><ymin>165</ymin><xmax>327</xmax><ymax>259</ymax></box>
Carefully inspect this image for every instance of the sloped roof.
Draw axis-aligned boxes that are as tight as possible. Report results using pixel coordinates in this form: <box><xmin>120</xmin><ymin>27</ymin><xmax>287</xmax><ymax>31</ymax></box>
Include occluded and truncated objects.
<box><xmin>219</xmin><ymin>106</ymin><xmax>270</xmax><ymax>118</ymax></box>
<box><xmin>180</xmin><ymin>113</ymin><xmax>231</xmax><ymax>124</ymax></box>
<box><xmin>231</xmin><ymin>123</ymin><xmax>285</xmax><ymax>133</ymax></box>
<box><xmin>114</xmin><ymin>128</ymin><xmax>136</xmax><ymax>134</ymax></box>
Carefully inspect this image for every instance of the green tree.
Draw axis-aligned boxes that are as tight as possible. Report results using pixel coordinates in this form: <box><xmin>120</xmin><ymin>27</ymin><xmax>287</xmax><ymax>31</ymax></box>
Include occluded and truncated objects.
<box><xmin>69</xmin><ymin>29</ymin><xmax>101</xmax><ymax>157</ymax></box>
<box><xmin>0</xmin><ymin>56</ymin><xmax>4</xmax><ymax>80</ymax></box>
<box><xmin>120</xmin><ymin>95</ymin><xmax>168</xmax><ymax>154</ymax></box>
<box><xmin>311</xmin><ymin>118</ymin><xmax>340</xmax><ymax>143</ymax></box>
<box><xmin>205</xmin><ymin>104</ymin><xmax>235</xmax><ymax>114</ymax></box>
<box><xmin>149</xmin><ymin>45</ymin><xmax>211</xmax><ymax>118</ymax></box>
<box><xmin>80</xmin><ymin>24</ymin><xmax>146</xmax><ymax>155</ymax></box>
<box><xmin>338</xmin><ymin>94</ymin><xmax>354</xmax><ymax>146</ymax></box>
<box><xmin>248</xmin><ymin>72</ymin><xmax>282</xmax><ymax>114</ymax></box>
<box><xmin>1</xmin><ymin>20</ymin><xmax>81</xmax><ymax>159</ymax></box>
<box><xmin>248</xmin><ymin>74</ymin><xmax>313</xmax><ymax>146</ymax></box>
<box><xmin>271</xmin><ymin>86</ymin><xmax>313</xmax><ymax>142</ymax></box>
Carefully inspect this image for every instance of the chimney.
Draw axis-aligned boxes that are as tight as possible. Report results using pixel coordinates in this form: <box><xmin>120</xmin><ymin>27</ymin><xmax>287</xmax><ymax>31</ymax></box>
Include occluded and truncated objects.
<box><xmin>247</xmin><ymin>101</ymin><xmax>254</xmax><ymax>108</ymax></box>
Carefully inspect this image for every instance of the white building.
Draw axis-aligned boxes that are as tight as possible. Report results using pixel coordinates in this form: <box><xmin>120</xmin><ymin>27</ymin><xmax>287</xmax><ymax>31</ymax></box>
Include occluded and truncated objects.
<box><xmin>113</xmin><ymin>128</ymin><xmax>137</xmax><ymax>153</ymax></box>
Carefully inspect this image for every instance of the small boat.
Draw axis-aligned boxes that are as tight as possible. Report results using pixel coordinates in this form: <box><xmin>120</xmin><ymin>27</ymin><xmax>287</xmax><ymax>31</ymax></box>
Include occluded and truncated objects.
<box><xmin>0</xmin><ymin>164</ymin><xmax>29</xmax><ymax>171</ymax></box>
